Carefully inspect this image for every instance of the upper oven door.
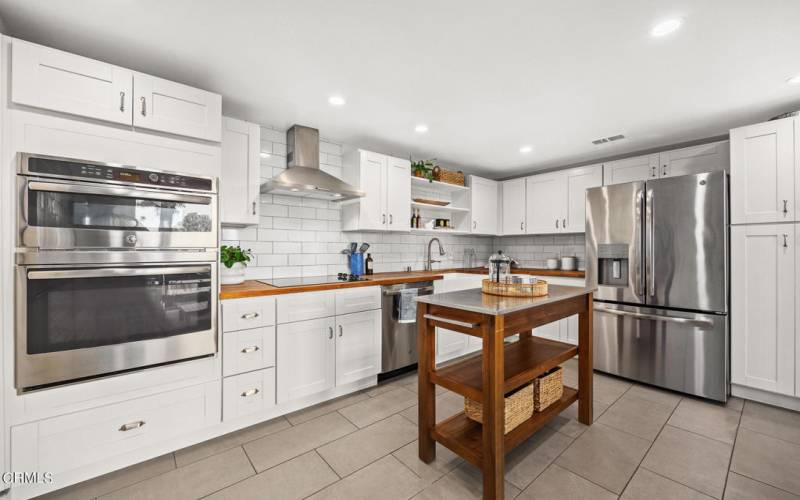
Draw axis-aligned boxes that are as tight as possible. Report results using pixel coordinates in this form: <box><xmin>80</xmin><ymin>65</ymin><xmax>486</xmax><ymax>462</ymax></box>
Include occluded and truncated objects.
<box><xmin>18</xmin><ymin>177</ymin><xmax>218</xmax><ymax>250</ymax></box>
<box><xmin>16</xmin><ymin>261</ymin><xmax>217</xmax><ymax>391</ymax></box>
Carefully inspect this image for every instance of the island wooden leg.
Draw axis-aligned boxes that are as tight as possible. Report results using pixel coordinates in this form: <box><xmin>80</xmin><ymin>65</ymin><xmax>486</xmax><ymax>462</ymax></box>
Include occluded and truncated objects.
<box><xmin>578</xmin><ymin>293</ymin><xmax>594</xmax><ymax>424</ymax></box>
<box><xmin>417</xmin><ymin>302</ymin><xmax>436</xmax><ymax>463</ymax></box>
<box><xmin>482</xmin><ymin>315</ymin><xmax>505</xmax><ymax>500</ymax></box>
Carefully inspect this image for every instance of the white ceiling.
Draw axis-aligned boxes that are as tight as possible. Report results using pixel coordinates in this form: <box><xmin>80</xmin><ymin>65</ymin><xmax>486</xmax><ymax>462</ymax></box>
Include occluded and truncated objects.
<box><xmin>1</xmin><ymin>0</ymin><xmax>799</xmax><ymax>178</ymax></box>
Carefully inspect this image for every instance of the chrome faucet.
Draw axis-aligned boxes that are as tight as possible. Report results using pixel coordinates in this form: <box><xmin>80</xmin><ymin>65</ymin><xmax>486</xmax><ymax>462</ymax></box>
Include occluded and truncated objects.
<box><xmin>425</xmin><ymin>237</ymin><xmax>446</xmax><ymax>271</ymax></box>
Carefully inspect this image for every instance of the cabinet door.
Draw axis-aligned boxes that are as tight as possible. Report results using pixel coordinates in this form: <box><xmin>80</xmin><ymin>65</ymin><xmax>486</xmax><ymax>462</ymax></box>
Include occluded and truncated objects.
<box><xmin>731</xmin><ymin>225</ymin><xmax>795</xmax><ymax>395</ymax></box>
<box><xmin>730</xmin><ymin>119</ymin><xmax>794</xmax><ymax>224</ymax></box>
<box><xmin>386</xmin><ymin>157</ymin><xmax>411</xmax><ymax>231</ymax></box>
<box><xmin>532</xmin><ymin>321</ymin><xmax>561</xmax><ymax>341</ymax></box>
<box><xmin>603</xmin><ymin>154</ymin><xmax>659</xmax><ymax>185</ymax></box>
<box><xmin>358</xmin><ymin>151</ymin><xmax>388</xmax><ymax>230</ymax></box>
<box><xmin>564</xmin><ymin>164</ymin><xmax>602</xmax><ymax>233</ymax></box>
<box><xmin>11</xmin><ymin>39</ymin><xmax>133</xmax><ymax>125</ymax></box>
<box><xmin>470</xmin><ymin>176</ymin><xmax>499</xmax><ymax>235</ymax></box>
<box><xmin>220</xmin><ymin>117</ymin><xmax>260</xmax><ymax>225</ymax></box>
<box><xmin>336</xmin><ymin>310</ymin><xmax>381</xmax><ymax>385</ymax></box>
<box><xmin>526</xmin><ymin>172</ymin><xmax>566</xmax><ymax>234</ymax></box>
<box><xmin>502</xmin><ymin>178</ymin><xmax>526</xmax><ymax>235</ymax></box>
<box><xmin>659</xmin><ymin>141</ymin><xmax>729</xmax><ymax>178</ymax></box>
<box><xmin>560</xmin><ymin>316</ymin><xmax>579</xmax><ymax>345</ymax></box>
<box><xmin>277</xmin><ymin>317</ymin><xmax>336</xmax><ymax>403</ymax></box>
<box><xmin>133</xmin><ymin>73</ymin><xmax>222</xmax><ymax>142</ymax></box>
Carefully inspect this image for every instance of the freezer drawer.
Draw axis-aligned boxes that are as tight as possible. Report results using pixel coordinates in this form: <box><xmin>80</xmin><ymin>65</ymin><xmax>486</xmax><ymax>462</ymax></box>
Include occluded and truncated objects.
<box><xmin>593</xmin><ymin>302</ymin><xmax>728</xmax><ymax>401</ymax></box>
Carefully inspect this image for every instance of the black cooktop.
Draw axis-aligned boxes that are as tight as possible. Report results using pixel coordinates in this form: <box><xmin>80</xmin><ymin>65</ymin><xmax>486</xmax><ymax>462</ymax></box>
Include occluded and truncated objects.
<box><xmin>259</xmin><ymin>274</ymin><xmax>369</xmax><ymax>288</ymax></box>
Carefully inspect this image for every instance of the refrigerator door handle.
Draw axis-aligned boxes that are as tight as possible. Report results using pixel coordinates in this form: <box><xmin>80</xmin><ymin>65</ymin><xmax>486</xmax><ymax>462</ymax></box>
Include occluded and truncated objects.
<box><xmin>646</xmin><ymin>188</ymin><xmax>655</xmax><ymax>297</ymax></box>
<box><xmin>593</xmin><ymin>305</ymin><xmax>714</xmax><ymax>329</ymax></box>
<box><xmin>633</xmin><ymin>189</ymin><xmax>644</xmax><ymax>297</ymax></box>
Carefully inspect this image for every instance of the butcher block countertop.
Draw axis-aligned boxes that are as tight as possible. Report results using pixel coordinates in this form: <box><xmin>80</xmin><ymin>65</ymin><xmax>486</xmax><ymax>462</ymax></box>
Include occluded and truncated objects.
<box><xmin>220</xmin><ymin>267</ymin><xmax>585</xmax><ymax>300</ymax></box>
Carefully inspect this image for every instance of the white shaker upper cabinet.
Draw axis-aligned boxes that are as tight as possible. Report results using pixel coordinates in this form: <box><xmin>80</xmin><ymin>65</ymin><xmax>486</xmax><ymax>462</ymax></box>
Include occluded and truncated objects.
<box><xmin>470</xmin><ymin>175</ymin><xmax>499</xmax><ymax>235</ymax></box>
<box><xmin>564</xmin><ymin>164</ymin><xmax>602</xmax><ymax>233</ymax></box>
<box><xmin>220</xmin><ymin>117</ymin><xmax>260</xmax><ymax>225</ymax></box>
<box><xmin>11</xmin><ymin>39</ymin><xmax>133</xmax><ymax>125</ymax></box>
<box><xmin>731</xmin><ymin>118</ymin><xmax>795</xmax><ymax>224</ymax></box>
<box><xmin>386</xmin><ymin>156</ymin><xmax>412</xmax><ymax>231</ymax></box>
<box><xmin>133</xmin><ymin>73</ymin><xmax>222</xmax><ymax>142</ymax></box>
<box><xmin>501</xmin><ymin>178</ymin><xmax>526</xmax><ymax>235</ymax></box>
<box><xmin>731</xmin><ymin>225</ymin><xmax>795</xmax><ymax>396</ymax></box>
<box><xmin>526</xmin><ymin>172</ymin><xmax>565</xmax><ymax>234</ymax></box>
<box><xmin>659</xmin><ymin>141</ymin><xmax>729</xmax><ymax>178</ymax></box>
<box><xmin>603</xmin><ymin>154</ymin><xmax>659</xmax><ymax>185</ymax></box>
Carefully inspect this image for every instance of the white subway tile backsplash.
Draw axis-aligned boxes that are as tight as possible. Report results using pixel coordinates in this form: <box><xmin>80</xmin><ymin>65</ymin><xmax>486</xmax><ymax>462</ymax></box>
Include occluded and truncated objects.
<box><xmin>302</xmin><ymin>265</ymin><xmax>328</xmax><ymax>277</ymax></box>
<box><xmin>273</xmin><ymin>242</ymin><xmax>302</xmax><ymax>254</ymax></box>
<box><xmin>288</xmin><ymin>231</ymin><xmax>316</xmax><ymax>242</ymax></box>
<box><xmin>289</xmin><ymin>254</ymin><xmax>316</xmax><ymax>266</ymax></box>
<box><xmin>288</xmin><ymin>206</ymin><xmax>317</xmax><ymax>219</ymax></box>
<box><xmin>261</xmin><ymin>204</ymin><xmax>288</xmax><ymax>217</ymax></box>
<box><xmin>258</xmin><ymin>229</ymin><xmax>289</xmax><ymax>241</ymax></box>
<box><xmin>319</xmin><ymin>141</ymin><xmax>342</xmax><ymax>155</ymax></box>
<box><xmin>260</xmin><ymin>127</ymin><xmax>286</xmax><ymax>144</ymax></box>
<box><xmin>272</xmin><ymin>142</ymin><xmax>287</xmax><ymax>156</ymax></box>
<box><xmin>259</xmin><ymin>254</ymin><xmax>288</xmax><ymax>267</ymax></box>
<box><xmin>301</xmin><ymin>219</ymin><xmax>328</xmax><ymax>231</ymax></box>
<box><xmin>273</xmin><ymin>217</ymin><xmax>303</xmax><ymax>230</ymax></box>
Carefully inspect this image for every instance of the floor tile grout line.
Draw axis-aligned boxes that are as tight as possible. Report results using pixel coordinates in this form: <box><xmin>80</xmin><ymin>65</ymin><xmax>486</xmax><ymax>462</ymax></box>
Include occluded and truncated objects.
<box><xmin>75</xmin><ymin>454</ymin><xmax>183</xmax><ymax>500</ymax></box>
<box><xmin>639</xmin><ymin>465</ymin><xmax>720</xmax><ymax>499</ymax></box>
<box><xmin>285</xmin><ymin>390</ymin><xmax>371</xmax><ymax>426</ymax></box>
<box><xmin>720</xmin><ymin>400</ymin><xmax>744</xmax><ymax>498</ymax></box>
<box><xmin>726</xmin><ymin>470</ymin><xmax>800</xmax><ymax>497</ymax></box>
<box><xmin>661</xmin><ymin>422</ymin><xmax>737</xmax><ymax>447</ymax></box>
<box><xmin>314</xmin><ymin>447</ymin><xmax>344</xmax><ymax>480</ymax></box>
<box><xmin>734</xmin><ymin>421</ymin><xmax>800</xmax><ymax>448</ymax></box>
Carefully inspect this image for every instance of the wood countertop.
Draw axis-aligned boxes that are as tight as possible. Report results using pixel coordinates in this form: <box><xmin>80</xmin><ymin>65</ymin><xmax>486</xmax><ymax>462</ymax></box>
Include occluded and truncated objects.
<box><xmin>219</xmin><ymin>267</ymin><xmax>585</xmax><ymax>300</ymax></box>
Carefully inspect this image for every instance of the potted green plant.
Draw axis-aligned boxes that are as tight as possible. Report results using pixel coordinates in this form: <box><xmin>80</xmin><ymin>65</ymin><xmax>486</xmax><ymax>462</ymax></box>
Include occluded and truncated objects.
<box><xmin>411</xmin><ymin>159</ymin><xmax>437</xmax><ymax>182</ymax></box>
<box><xmin>220</xmin><ymin>245</ymin><xmax>252</xmax><ymax>285</ymax></box>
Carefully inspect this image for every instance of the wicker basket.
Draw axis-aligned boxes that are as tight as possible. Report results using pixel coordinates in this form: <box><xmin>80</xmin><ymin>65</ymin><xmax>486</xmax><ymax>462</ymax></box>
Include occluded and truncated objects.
<box><xmin>482</xmin><ymin>279</ymin><xmax>548</xmax><ymax>297</ymax></box>
<box><xmin>464</xmin><ymin>384</ymin><xmax>533</xmax><ymax>434</ymax></box>
<box><xmin>433</xmin><ymin>167</ymin><xmax>465</xmax><ymax>186</ymax></box>
<box><xmin>534</xmin><ymin>367</ymin><xmax>564</xmax><ymax>412</ymax></box>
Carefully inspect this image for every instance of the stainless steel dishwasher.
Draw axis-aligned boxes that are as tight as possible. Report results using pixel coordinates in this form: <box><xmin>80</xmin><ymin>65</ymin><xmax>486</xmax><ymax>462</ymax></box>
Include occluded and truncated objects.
<box><xmin>380</xmin><ymin>281</ymin><xmax>434</xmax><ymax>375</ymax></box>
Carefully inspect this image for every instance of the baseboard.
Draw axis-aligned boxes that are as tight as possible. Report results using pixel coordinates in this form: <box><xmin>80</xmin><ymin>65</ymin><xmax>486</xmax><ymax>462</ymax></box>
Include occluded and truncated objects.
<box><xmin>731</xmin><ymin>384</ymin><xmax>800</xmax><ymax>411</ymax></box>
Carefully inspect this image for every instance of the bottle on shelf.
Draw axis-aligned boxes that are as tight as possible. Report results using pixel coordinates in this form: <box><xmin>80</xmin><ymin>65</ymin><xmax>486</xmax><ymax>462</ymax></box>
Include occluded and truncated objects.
<box><xmin>415</xmin><ymin>209</ymin><xmax>421</xmax><ymax>229</ymax></box>
<box><xmin>411</xmin><ymin>209</ymin><xmax>417</xmax><ymax>229</ymax></box>
<box><xmin>365</xmin><ymin>253</ymin><xmax>374</xmax><ymax>275</ymax></box>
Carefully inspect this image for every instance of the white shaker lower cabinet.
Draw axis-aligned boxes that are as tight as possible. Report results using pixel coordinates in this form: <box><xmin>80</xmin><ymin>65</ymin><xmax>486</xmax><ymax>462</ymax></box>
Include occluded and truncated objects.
<box><xmin>531</xmin><ymin>276</ymin><xmax>584</xmax><ymax>345</ymax></box>
<box><xmin>731</xmin><ymin>225</ymin><xmax>796</xmax><ymax>396</ymax></box>
<box><xmin>220</xmin><ymin>117</ymin><xmax>261</xmax><ymax>225</ymax></box>
<box><xmin>277</xmin><ymin>317</ymin><xmax>337</xmax><ymax>404</ymax></box>
<box><xmin>335</xmin><ymin>310</ymin><xmax>382</xmax><ymax>385</ymax></box>
<box><xmin>435</xmin><ymin>274</ymin><xmax>486</xmax><ymax>363</ymax></box>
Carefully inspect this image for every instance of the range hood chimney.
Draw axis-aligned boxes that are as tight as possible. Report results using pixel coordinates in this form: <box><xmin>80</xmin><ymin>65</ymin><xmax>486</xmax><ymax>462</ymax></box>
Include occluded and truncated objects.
<box><xmin>260</xmin><ymin>125</ymin><xmax>364</xmax><ymax>202</ymax></box>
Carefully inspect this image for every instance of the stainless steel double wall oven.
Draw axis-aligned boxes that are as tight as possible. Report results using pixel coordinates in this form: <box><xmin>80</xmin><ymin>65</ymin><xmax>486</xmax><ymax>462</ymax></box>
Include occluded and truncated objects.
<box><xmin>16</xmin><ymin>153</ymin><xmax>219</xmax><ymax>392</ymax></box>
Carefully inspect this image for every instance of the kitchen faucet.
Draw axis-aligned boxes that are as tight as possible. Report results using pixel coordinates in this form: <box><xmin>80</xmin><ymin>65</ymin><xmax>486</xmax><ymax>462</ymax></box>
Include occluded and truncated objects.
<box><xmin>425</xmin><ymin>237</ymin><xmax>446</xmax><ymax>271</ymax></box>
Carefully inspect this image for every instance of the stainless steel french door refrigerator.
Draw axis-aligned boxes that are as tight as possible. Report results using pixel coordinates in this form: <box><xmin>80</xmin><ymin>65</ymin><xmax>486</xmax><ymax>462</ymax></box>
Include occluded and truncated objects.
<box><xmin>585</xmin><ymin>171</ymin><xmax>728</xmax><ymax>401</ymax></box>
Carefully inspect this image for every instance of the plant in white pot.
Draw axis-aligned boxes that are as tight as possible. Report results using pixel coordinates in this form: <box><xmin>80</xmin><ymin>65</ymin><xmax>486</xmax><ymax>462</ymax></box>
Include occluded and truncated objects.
<box><xmin>220</xmin><ymin>245</ymin><xmax>252</xmax><ymax>285</ymax></box>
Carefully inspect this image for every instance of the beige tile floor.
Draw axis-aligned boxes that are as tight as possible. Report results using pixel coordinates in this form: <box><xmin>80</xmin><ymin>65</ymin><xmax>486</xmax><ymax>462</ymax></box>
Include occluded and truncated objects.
<box><xmin>38</xmin><ymin>359</ymin><xmax>800</xmax><ymax>500</ymax></box>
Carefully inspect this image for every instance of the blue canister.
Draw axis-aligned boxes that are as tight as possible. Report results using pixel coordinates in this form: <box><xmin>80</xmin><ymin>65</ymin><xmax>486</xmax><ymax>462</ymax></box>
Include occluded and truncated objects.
<box><xmin>349</xmin><ymin>252</ymin><xmax>365</xmax><ymax>276</ymax></box>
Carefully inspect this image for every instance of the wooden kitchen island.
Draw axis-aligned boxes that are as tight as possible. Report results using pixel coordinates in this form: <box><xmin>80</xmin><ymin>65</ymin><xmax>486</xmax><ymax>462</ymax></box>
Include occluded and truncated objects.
<box><xmin>415</xmin><ymin>285</ymin><xmax>595</xmax><ymax>500</ymax></box>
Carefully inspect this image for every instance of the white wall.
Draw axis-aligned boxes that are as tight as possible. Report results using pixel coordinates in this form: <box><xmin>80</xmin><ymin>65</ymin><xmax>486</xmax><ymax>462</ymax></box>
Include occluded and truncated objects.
<box><xmin>221</xmin><ymin>125</ymin><xmax>495</xmax><ymax>279</ymax></box>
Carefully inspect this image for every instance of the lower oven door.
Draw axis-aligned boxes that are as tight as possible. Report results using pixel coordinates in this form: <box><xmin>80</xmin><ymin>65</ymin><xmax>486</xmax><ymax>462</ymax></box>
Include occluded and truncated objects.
<box><xmin>16</xmin><ymin>262</ymin><xmax>218</xmax><ymax>392</ymax></box>
<box><xmin>593</xmin><ymin>302</ymin><xmax>728</xmax><ymax>402</ymax></box>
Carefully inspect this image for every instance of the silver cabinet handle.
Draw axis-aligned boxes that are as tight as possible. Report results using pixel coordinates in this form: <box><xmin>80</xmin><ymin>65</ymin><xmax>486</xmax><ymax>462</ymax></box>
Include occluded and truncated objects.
<box><xmin>328</xmin><ymin>326</ymin><xmax>334</xmax><ymax>339</ymax></box>
<box><xmin>661</xmin><ymin>164</ymin><xmax>668</xmax><ymax>177</ymax></box>
<box><xmin>633</xmin><ymin>189</ymin><xmax>644</xmax><ymax>297</ymax></box>
<box><xmin>241</xmin><ymin>345</ymin><xmax>260</xmax><ymax>354</ymax></box>
<box><xmin>252</xmin><ymin>201</ymin><xmax>256</xmax><ymax>215</ymax></box>
<box><xmin>555</xmin><ymin>219</ymin><xmax>559</xmax><ymax>229</ymax></box>
<box><xmin>140</xmin><ymin>96</ymin><xmax>147</xmax><ymax>116</ymax></box>
<box><xmin>338</xmin><ymin>325</ymin><xmax>343</xmax><ymax>337</ymax></box>
<box><xmin>562</xmin><ymin>218</ymin><xmax>566</xmax><ymax>228</ymax></box>
<box><xmin>783</xmin><ymin>200</ymin><xmax>788</xmax><ymax>216</ymax></box>
<box><xmin>473</xmin><ymin>220</ymin><xmax>477</xmax><ymax>229</ymax></box>
<box><xmin>241</xmin><ymin>388</ymin><xmax>260</xmax><ymax>398</ymax></box>
<box><xmin>119</xmin><ymin>91</ymin><xmax>126</xmax><ymax>112</ymax></box>
<box><xmin>119</xmin><ymin>420</ymin><xmax>145</xmax><ymax>432</ymax></box>
<box><xmin>651</xmin><ymin>165</ymin><xmax>657</xmax><ymax>178</ymax></box>
<box><xmin>389</xmin><ymin>214</ymin><xmax>393</xmax><ymax>225</ymax></box>
<box><xmin>520</xmin><ymin>222</ymin><xmax>524</xmax><ymax>231</ymax></box>
<box><xmin>784</xmin><ymin>234</ymin><xmax>789</xmax><ymax>248</ymax></box>
<box><xmin>241</xmin><ymin>312</ymin><xmax>259</xmax><ymax>320</ymax></box>
<box><xmin>382</xmin><ymin>214</ymin><xmax>386</xmax><ymax>225</ymax></box>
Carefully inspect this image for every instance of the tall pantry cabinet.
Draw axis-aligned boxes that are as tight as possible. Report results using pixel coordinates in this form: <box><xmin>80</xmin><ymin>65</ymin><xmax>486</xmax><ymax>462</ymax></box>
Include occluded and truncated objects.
<box><xmin>730</xmin><ymin>117</ymin><xmax>800</xmax><ymax>406</ymax></box>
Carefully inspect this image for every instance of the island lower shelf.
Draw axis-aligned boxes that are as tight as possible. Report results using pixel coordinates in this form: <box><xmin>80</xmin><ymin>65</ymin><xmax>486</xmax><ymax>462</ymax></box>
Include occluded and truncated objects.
<box><xmin>430</xmin><ymin>386</ymin><xmax>578</xmax><ymax>468</ymax></box>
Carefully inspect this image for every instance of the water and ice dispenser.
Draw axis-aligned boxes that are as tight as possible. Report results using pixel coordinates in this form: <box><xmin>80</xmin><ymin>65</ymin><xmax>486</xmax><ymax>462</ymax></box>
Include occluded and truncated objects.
<box><xmin>597</xmin><ymin>244</ymin><xmax>629</xmax><ymax>286</ymax></box>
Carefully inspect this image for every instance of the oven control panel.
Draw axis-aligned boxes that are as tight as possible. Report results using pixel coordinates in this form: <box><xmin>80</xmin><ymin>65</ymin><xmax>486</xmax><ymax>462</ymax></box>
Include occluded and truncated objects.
<box><xmin>24</xmin><ymin>155</ymin><xmax>215</xmax><ymax>192</ymax></box>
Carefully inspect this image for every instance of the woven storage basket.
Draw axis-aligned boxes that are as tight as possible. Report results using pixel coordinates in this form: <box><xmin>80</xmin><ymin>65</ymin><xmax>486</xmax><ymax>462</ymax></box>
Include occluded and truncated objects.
<box><xmin>534</xmin><ymin>367</ymin><xmax>563</xmax><ymax>412</ymax></box>
<box><xmin>434</xmin><ymin>167</ymin><xmax>465</xmax><ymax>186</ymax></box>
<box><xmin>482</xmin><ymin>279</ymin><xmax>548</xmax><ymax>297</ymax></box>
<box><xmin>464</xmin><ymin>384</ymin><xmax>533</xmax><ymax>434</ymax></box>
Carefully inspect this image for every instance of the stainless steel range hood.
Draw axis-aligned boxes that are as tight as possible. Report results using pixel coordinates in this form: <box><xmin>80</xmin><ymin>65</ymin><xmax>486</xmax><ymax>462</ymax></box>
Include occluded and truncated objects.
<box><xmin>260</xmin><ymin>125</ymin><xmax>364</xmax><ymax>201</ymax></box>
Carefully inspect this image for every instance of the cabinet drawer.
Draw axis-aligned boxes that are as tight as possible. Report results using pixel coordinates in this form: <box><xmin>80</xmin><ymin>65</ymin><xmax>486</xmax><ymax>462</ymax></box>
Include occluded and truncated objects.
<box><xmin>11</xmin><ymin>381</ymin><xmax>220</xmax><ymax>475</ymax></box>
<box><xmin>277</xmin><ymin>290</ymin><xmax>335</xmax><ymax>323</ymax></box>
<box><xmin>223</xmin><ymin>326</ymin><xmax>275</xmax><ymax>377</ymax></box>
<box><xmin>222</xmin><ymin>296</ymin><xmax>275</xmax><ymax>332</ymax></box>
<box><xmin>335</xmin><ymin>286</ymin><xmax>381</xmax><ymax>315</ymax></box>
<box><xmin>222</xmin><ymin>368</ymin><xmax>276</xmax><ymax>421</ymax></box>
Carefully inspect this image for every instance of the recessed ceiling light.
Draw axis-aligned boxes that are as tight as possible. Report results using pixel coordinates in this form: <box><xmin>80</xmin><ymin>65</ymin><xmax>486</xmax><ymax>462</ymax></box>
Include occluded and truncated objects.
<box><xmin>414</xmin><ymin>124</ymin><xmax>429</xmax><ymax>133</ymax></box>
<box><xmin>328</xmin><ymin>95</ymin><xmax>346</xmax><ymax>106</ymax></box>
<box><xmin>787</xmin><ymin>74</ymin><xmax>800</xmax><ymax>84</ymax></box>
<box><xmin>260</xmin><ymin>151</ymin><xmax>271</xmax><ymax>158</ymax></box>
<box><xmin>650</xmin><ymin>18</ymin><xmax>683</xmax><ymax>37</ymax></box>
<box><xmin>519</xmin><ymin>145</ymin><xmax>533</xmax><ymax>154</ymax></box>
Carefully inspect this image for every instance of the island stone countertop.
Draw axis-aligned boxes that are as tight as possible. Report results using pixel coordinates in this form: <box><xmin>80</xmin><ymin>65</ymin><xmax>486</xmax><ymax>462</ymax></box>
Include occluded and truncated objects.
<box><xmin>415</xmin><ymin>284</ymin><xmax>596</xmax><ymax>316</ymax></box>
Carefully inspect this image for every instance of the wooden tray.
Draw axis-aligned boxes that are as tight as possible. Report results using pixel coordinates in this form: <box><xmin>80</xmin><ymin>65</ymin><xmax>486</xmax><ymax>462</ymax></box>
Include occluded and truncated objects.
<box><xmin>482</xmin><ymin>278</ymin><xmax>548</xmax><ymax>297</ymax></box>
<box><xmin>413</xmin><ymin>198</ymin><xmax>450</xmax><ymax>206</ymax></box>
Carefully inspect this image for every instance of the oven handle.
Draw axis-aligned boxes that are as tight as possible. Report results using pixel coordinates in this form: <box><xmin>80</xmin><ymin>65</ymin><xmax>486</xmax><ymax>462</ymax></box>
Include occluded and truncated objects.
<box><xmin>27</xmin><ymin>181</ymin><xmax>213</xmax><ymax>205</ymax></box>
<box><xmin>27</xmin><ymin>266</ymin><xmax>210</xmax><ymax>280</ymax></box>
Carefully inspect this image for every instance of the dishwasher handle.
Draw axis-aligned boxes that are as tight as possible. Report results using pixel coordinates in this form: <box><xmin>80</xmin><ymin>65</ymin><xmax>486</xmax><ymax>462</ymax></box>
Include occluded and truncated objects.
<box><xmin>382</xmin><ymin>286</ymin><xmax>434</xmax><ymax>296</ymax></box>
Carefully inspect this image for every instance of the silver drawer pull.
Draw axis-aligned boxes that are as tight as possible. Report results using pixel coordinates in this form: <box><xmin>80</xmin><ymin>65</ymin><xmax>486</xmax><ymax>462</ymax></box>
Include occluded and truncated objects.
<box><xmin>423</xmin><ymin>314</ymin><xmax>477</xmax><ymax>329</ymax></box>
<box><xmin>241</xmin><ymin>388</ymin><xmax>260</xmax><ymax>398</ymax></box>
<box><xmin>241</xmin><ymin>312</ymin><xmax>260</xmax><ymax>320</ymax></box>
<box><xmin>241</xmin><ymin>345</ymin><xmax>260</xmax><ymax>354</ymax></box>
<box><xmin>118</xmin><ymin>420</ymin><xmax>145</xmax><ymax>432</ymax></box>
